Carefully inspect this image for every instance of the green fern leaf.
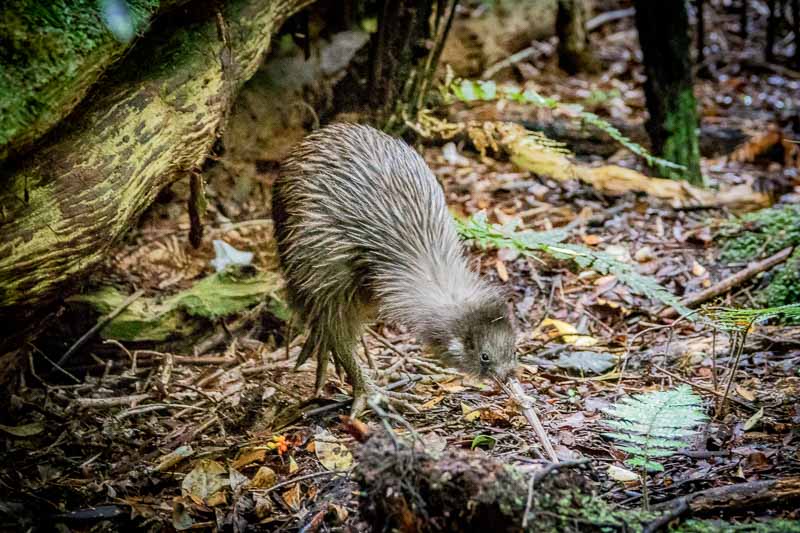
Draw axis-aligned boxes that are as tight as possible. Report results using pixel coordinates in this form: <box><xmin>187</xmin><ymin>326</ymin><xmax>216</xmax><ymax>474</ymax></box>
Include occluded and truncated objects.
<box><xmin>456</xmin><ymin>213</ymin><xmax>692</xmax><ymax>318</ymax></box>
<box><xmin>445</xmin><ymin>79</ymin><xmax>685</xmax><ymax>171</ymax></box>
<box><xmin>700</xmin><ymin>303</ymin><xmax>800</xmax><ymax>331</ymax></box>
<box><xmin>603</xmin><ymin>385</ymin><xmax>706</xmax><ymax>473</ymax></box>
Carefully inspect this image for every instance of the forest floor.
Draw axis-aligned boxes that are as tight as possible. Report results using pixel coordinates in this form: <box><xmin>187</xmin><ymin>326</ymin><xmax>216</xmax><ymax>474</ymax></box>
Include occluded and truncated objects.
<box><xmin>1</xmin><ymin>1</ymin><xmax>799</xmax><ymax>531</ymax></box>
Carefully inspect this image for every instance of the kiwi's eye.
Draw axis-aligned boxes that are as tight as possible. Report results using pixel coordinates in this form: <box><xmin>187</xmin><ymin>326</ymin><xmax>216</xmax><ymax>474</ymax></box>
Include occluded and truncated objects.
<box><xmin>480</xmin><ymin>352</ymin><xmax>491</xmax><ymax>364</ymax></box>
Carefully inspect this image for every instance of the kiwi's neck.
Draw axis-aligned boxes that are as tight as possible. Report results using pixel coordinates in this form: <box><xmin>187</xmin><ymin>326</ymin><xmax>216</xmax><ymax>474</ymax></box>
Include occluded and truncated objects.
<box><xmin>376</xmin><ymin>252</ymin><xmax>486</xmax><ymax>339</ymax></box>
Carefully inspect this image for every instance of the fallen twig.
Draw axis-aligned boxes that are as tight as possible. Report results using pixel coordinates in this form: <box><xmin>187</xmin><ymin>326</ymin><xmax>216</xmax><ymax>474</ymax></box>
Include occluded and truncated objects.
<box><xmin>586</xmin><ymin>7</ymin><xmax>635</xmax><ymax>31</ymax></box>
<box><xmin>660</xmin><ymin>246</ymin><xmax>794</xmax><ymax>319</ymax></box>
<box><xmin>75</xmin><ymin>393</ymin><xmax>151</xmax><ymax>408</ymax></box>
<box><xmin>57</xmin><ymin>289</ymin><xmax>145</xmax><ymax>366</ymax></box>
<box><xmin>650</xmin><ymin>476</ymin><xmax>800</xmax><ymax>528</ymax></box>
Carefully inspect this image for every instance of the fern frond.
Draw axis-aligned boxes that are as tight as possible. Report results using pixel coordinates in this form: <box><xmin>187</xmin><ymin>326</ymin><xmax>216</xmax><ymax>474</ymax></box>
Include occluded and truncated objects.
<box><xmin>456</xmin><ymin>213</ymin><xmax>692</xmax><ymax>318</ymax></box>
<box><xmin>699</xmin><ymin>303</ymin><xmax>800</xmax><ymax>331</ymax></box>
<box><xmin>443</xmin><ymin>79</ymin><xmax>685</xmax><ymax>172</ymax></box>
<box><xmin>603</xmin><ymin>385</ymin><xmax>706</xmax><ymax>472</ymax></box>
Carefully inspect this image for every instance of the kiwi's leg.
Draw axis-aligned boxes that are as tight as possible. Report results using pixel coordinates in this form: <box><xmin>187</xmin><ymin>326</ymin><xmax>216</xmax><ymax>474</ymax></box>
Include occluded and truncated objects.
<box><xmin>313</xmin><ymin>339</ymin><xmax>331</xmax><ymax>397</ymax></box>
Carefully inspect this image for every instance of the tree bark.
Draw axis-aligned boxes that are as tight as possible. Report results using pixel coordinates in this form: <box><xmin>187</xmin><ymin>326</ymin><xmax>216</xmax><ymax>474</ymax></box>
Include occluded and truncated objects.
<box><xmin>556</xmin><ymin>0</ymin><xmax>599</xmax><ymax>74</ymax></box>
<box><xmin>633</xmin><ymin>0</ymin><xmax>704</xmax><ymax>185</ymax></box>
<box><xmin>0</xmin><ymin>0</ymin><xmax>188</xmax><ymax>162</ymax></box>
<box><xmin>0</xmin><ymin>0</ymin><xmax>312</xmax><ymax>327</ymax></box>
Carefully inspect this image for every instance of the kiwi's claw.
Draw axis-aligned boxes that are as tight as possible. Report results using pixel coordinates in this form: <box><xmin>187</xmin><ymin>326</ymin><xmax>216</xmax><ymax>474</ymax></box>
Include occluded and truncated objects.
<box><xmin>350</xmin><ymin>377</ymin><xmax>421</xmax><ymax>418</ymax></box>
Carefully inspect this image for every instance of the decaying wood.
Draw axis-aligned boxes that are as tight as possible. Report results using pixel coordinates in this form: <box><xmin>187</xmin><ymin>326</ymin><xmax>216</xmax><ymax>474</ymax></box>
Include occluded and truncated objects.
<box><xmin>355</xmin><ymin>432</ymin><xmax>595</xmax><ymax>533</ymax></box>
<box><xmin>652</xmin><ymin>476</ymin><xmax>800</xmax><ymax>517</ymax></box>
<box><xmin>0</xmin><ymin>0</ymin><xmax>312</xmax><ymax>329</ymax></box>
<box><xmin>660</xmin><ymin>246</ymin><xmax>795</xmax><ymax>318</ymax></box>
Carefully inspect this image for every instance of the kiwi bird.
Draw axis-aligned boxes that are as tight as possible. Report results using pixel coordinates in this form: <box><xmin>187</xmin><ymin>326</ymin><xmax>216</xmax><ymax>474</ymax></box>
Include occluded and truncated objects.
<box><xmin>272</xmin><ymin>123</ymin><xmax>517</xmax><ymax>416</ymax></box>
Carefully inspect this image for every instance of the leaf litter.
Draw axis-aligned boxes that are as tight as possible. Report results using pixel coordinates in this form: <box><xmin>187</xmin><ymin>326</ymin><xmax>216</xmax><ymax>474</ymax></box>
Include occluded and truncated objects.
<box><xmin>2</xmin><ymin>2</ymin><xmax>800</xmax><ymax>530</ymax></box>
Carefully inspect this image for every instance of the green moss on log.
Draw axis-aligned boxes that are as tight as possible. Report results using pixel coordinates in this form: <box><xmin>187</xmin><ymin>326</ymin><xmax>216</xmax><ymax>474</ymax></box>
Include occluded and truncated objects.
<box><xmin>720</xmin><ymin>204</ymin><xmax>800</xmax><ymax>262</ymax></box>
<box><xmin>660</xmin><ymin>88</ymin><xmax>702</xmax><ymax>184</ymax></box>
<box><xmin>0</xmin><ymin>0</ymin><xmax>312</xmax><ymax>323</ymax></box>
<box><xmin>759</xmin><ymin>248</ymin><xmax>800</xmax><ymax>307</ymax></box>
<box><xmin>0</xmin><ymin>0</ymin><xmax>165</xmax><ymax>160</ymax></box>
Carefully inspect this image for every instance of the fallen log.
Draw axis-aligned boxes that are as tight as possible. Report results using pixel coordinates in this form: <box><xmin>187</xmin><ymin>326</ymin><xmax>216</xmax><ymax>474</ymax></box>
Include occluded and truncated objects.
<box><xmin>0</xmin><ymin>0</ymin><xmax>185</xmax><ymax>161</ymax></box>
<box><xmin>648</xmin><ymin>476</ymin><xmax>800</xmax><ymax>531</ymax></box>
<box><xmin>0</xmin><ymin>0</ymin><xmax>311</xmax><ymax>331</ymax></box>
<box><xmin>355</xmin><ymin>431</ymin><xmax>627</xmax><ymax>532</ymax></box>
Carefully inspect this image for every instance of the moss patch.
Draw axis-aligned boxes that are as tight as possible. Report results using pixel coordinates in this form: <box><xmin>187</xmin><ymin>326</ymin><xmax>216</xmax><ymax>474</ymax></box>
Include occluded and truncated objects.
<box><xmin>68</xmin><ymin>265</ymin><xmax>288</xmax><ymax>341</ymax></box>
<box><xmin>719</xmin><ymin>205</ymin><xmax>800</xmax><ymax>306</ymax></box>
<box><xmin>720</xmin><ymin>204</ymin><xmax>800</xmax><ymax>263</ymax></box>
<box><xmin>675</xmin><ymin>519</ymin><xmax>800</xmax><ymax>533</ymax></box>
<box><xmin>660</xmin><ymin>88</ymin><xmax>703</xmax><ymax>185</ymax></box>
<box><xmin>0</xmin><ymin>0</ymin><xmax>161</xmax><ymax>159</ymax></box>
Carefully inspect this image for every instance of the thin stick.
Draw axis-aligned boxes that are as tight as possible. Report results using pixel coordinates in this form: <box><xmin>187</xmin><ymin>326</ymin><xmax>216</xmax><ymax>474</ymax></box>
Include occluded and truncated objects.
<box><xmin>586</xmin><ymin>7</ymin><xmax>635</xmax><ymax>31</ymax></box>
<box><xmin>58</xmin><ymin>289</ymin><xmax>145</xmax><ymax>366</ymax></box>
<box><xmin>660</xmin><ymin>247</ymin><xmax>793</xmax><ymax>318</ymax></box>
<box><xmin>500</xmin><ymin>377</ymin><xmax>559</xmax><ymax>463</ymax></box>
<box><xmin>258</xmin><ymin>469</ymin><xmax>348</xmax><ymax>494</ymax></box>
<box><xmin>651</xmin><ymin>364</ymin><xmax>755</xmax><ymax>412</ymax></box>
<box><xmin>76</xmin><ymin>393</ymin><xmax>151</xmax><ymax>408</ymax></box>
<box><xmin>366</xmin><ymin>326</ymin><xmax>406</xmax><ymax>358</ymax></box>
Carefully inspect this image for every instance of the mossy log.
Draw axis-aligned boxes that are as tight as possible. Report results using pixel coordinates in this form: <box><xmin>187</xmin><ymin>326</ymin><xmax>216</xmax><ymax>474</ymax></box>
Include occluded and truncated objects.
<box><xmin>0</xmin><ymin>0</ymin><xmax>312</xmax><ymax>325</ymax></box>
<box><xmin>355</xmin><ymin>433</ymin><xmax>648</xmax><ymax>532</ymax></box>
<box><xmin>0</xmin><ymin>0</ymin><xmax>183</xmax><ymax>161</ymax></box>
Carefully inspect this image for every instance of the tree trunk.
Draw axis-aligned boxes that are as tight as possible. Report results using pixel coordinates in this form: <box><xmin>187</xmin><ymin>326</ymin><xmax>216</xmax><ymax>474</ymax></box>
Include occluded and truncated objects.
<box><xmin>357</xmin><ymin>0</ymin><xmax>456</xmax><ymax>133</ymax></box>
<box><xmin>556</xmin><ymin>0</ymin><xmax>599</xmax><ymax>74</ymax></box>
<box><xmin>0</xmin><ymin>0</ymin><xmax>311</xmax><ymax>329</ymax></box>
<box><xmin>633</xmin><ymin>0</ymin><xmax>704</xmax><ymax>186</ymax></box>
<box><xmin>0</xmin><ymin>0</ymin><xmax>187</xmax><ymax>162</ymax></box>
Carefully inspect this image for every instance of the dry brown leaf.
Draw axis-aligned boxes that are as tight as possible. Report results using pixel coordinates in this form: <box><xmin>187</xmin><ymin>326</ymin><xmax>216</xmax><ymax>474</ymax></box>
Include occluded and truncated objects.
<box><xmin>539</xmin><ymin>318</ymin><xmax>599</xmax><ymax>347</ymax></box>
<box><xmin>692</xmin><ymin>261</ymin><xmax>707</xmax><ymax>277</ymax></box>
<box><xmin>282</xmin><ymin>483</ymin><xmax>302</xmax><ymax>511</ymax></box>
<box><xmin>231</xmin><ymin>448</ymin><xmax>267</xmax><ymax>470</ymax></box>
<box><xmin>181</xmin><ymin>460</ymin><xmax>227</xmax><ymax>501</ymax></box>
<box><xmin>736</xmin><ymin>385</ymin><xmax>756</xmax><ymax>402</ymax></box>
<box><xmin>314</xmin><ymin>429</ymin><xmax>353</xmax><ymax>471</ymax></box>
<box><xmin>250</xmin><ymin>466</ymin><xmax>278</xmax><ymax>489</ymax></box>
<box><xmin>582</xmin><ymin>234</ymin><xmax>603</xmax><ymax>246</ymax></box>
<box><xmin>731</xmin><ymin>130</ymin><xmax>782</xmax><ymax>162</ymax></box>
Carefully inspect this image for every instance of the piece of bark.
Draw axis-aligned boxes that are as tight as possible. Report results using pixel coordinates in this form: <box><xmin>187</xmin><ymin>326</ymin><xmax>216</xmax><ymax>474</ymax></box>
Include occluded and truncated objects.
<box><xmin>652</xmin><ymin>476</ymin><xmax>800</xmax><ymax>516</ymax></box>
<box><xmin>355</xmin><ymin>432</ymin><xmax>600</xmax><ymax>532</ymax></box>
<box><xmin>0</xmin><ymin>0</ymin><xmax>312</xmax><ymax>331</ymax></box>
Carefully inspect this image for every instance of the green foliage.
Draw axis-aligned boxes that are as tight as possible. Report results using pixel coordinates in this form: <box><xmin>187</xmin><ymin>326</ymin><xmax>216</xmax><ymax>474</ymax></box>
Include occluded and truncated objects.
<box><xmin>720</xmin><ymin>204</ymin><xmax>800</xmax><ymax>263</ymax></box>
<box><xmin>456</xmin><ymin>213</ymin><xmax>692</xmax><ymax>318</ymax></box>
<box><xmin>444</xmin><ymin>79</ymin><xmax>685</xmax><ymax>172</ymax></box>
<box><xmin>720</xmin><ymin>205</ymin><xmax>800</xmax><ymax>306</ymax></box>
<box><xmin>760</xmin><ymin>249</ymin><xmax>800</xmax><ymax>307</ymax></box>
<box><xmin>603</xmin><ymin>385</ymin><xmax>705</xmax><ymax>473</ymax></box>
<box><xmin>700</xmin><ymin>303</ymin><xmax>800</xmax><ymax>331</ymax></box>
<box><xmin>69</xmin><ymin>266</ymin><xmax>287</xmax><ymax>341</ymax></box>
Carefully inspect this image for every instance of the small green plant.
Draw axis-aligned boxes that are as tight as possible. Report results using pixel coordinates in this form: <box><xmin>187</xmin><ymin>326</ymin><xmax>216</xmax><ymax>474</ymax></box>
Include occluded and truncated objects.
<box><xmin>456</xmin><ymin>212</ymin><xmax>692</xmax><ymax>318</ymax></box>
<box><xmin>443</xmin><ymin>78</ymin><xmax>685</xmax><ymax>173</ymax></box>
<box><xmin>720</xmin><ymin>204</ymin><xmax>800</xmax><ymax>263</ymax></box>
<box><xmin>603</xmin><ymin>385</ymin><xmax>706</xmax><ymax>509</ymax></box>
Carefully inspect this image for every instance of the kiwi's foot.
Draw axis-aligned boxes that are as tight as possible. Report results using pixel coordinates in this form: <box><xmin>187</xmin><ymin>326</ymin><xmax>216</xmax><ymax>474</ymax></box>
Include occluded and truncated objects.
<box><xmin>350</xmin><ymin>378</ymin><xmax>422</xmax><ymax>418</ymax></box>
